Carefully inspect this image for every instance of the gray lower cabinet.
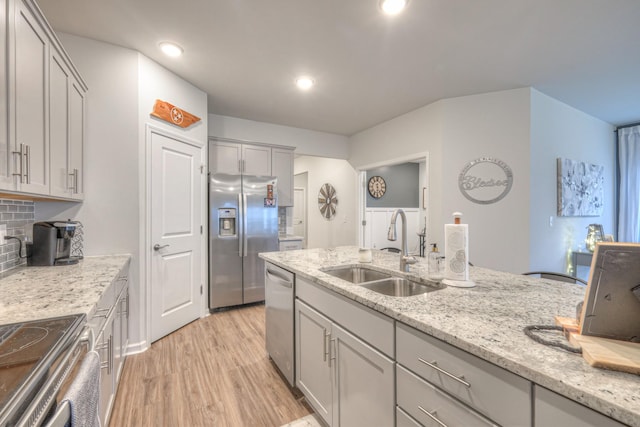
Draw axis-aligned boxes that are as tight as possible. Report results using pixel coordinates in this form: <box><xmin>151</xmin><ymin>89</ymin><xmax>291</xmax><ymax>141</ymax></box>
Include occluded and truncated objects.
<box><xmin>397</xmin><ymin>407</ymin><xmax>422</xmax><ymax>427</ymax></box>
<box><xmin>288</xmin><ymin>272</ymin><xmax>631</xmax><ymax>427</ymax></box>
<box><xmin>396</xmin><ymin>322</ymin><xmax>531</xmax><ymax>427</ymax></box>
<box><xmin>534</xmin><ymin>386</ymin><xmax>627</xmax><ymax>427</ymax></box>
<box><xmin>295</xmin><ymin>299</ymin><xmax>395</xmax><ymax>427</ymax></box>
<box><xmin>296</xmin><ymin>300</ymin><xmax>333</xmax><ymax>425</ymax></box>
<box><xmin>397</xmin><ymin>365</ymin><xmax>497</xmax><ymax>427</ymax></box>
<box><xmin>90</xmin><ymin>260</ymin><xmax>130</xmax><ymax>426</ymax></box>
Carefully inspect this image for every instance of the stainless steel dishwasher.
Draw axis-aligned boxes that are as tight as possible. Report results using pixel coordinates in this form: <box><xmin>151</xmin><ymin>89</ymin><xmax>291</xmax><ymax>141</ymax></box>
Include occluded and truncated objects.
<box><xmin>265</xmin><ymin>263</ymin><xmax>295</xmax><ymax>386</ymax></box>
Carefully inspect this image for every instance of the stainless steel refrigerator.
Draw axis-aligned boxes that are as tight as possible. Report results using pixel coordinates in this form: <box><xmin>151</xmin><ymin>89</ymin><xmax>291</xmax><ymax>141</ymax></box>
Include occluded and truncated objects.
<box><xmin>209</xmin><ymin>173</ymin><xmax>278</xmax><ymax>310</ymax></box>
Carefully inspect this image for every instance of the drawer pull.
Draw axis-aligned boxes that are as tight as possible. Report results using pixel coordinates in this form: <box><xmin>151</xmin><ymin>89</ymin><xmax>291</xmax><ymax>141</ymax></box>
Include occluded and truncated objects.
<box><xmin>418</xmin><ymin>357</ymin><xmax>471</xmax><ymax>388</ymax></box>
<box><xmin>323</xmin><ymin>330</ymin><xmax>330</xmax><ymax>362</ymax></box>
<box><xmin>418</xmin><ymin>406</ymin><xmax>448</xmax><ymax>427</ymax></box>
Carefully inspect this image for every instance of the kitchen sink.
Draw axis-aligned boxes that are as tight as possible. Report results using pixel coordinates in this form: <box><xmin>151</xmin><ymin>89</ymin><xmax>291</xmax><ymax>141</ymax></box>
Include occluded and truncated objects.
<box><xmin>359</xmin><ymin>277</ymin><xmax>441</xmax><ymax>297</ymax></box>
<box><xmin>321</xmin><ymin>265</ymin><xmax>392</xmax><ymax>284</ymax></box>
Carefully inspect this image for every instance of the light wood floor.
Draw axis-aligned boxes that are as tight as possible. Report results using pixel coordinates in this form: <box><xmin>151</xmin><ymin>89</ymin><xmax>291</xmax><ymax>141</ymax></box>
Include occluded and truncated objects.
<box><xmin>109</xmin><ymin>303</ymin><xmax>312</xmax><ymax>426</ymax></box>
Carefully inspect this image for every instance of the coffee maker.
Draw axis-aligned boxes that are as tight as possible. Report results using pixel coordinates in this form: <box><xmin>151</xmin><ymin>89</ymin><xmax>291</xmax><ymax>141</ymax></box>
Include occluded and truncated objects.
<box><xmin>29</xmin><ymin>221</ymin><xmax>81</xmax><ymax>266</ymax></box>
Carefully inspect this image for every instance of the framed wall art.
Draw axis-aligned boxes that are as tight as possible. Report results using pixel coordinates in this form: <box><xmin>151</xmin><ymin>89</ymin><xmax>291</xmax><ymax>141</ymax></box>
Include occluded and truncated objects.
<box><xmin>557</xmin><ymin>158</ymin><xmax>604</xmax><ymax>217</ymax></box>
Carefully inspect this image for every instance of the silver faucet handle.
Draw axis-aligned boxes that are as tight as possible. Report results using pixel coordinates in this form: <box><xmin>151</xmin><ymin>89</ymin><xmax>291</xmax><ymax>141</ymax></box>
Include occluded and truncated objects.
<box><xmin>403</xmin><ymin>255</ymin><xmax>417</xmax><ymax>265</ymax></box>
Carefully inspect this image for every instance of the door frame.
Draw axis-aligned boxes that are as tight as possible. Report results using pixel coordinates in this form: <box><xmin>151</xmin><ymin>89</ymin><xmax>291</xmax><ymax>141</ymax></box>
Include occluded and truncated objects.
<box><xmin>357</xmin><ymin>152</ymin><xmax>429</xmax><ymax>248</ymax></box>
<box><xmin>142</xmin><ymin>124</ymin><xmax>207</xmax><ymax>349</ymax></box>
<box><xmin>293</xmin><ymin>186</ymin><xmax>307</xmax><ymax>247</ymax></box>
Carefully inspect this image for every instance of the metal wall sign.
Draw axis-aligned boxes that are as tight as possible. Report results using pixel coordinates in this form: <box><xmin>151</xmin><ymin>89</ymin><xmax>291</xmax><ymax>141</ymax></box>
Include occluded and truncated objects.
<box><xmin>458</xmin><ymin>157</ymin><xmax>513</xmax><ymax>204</ymax></box>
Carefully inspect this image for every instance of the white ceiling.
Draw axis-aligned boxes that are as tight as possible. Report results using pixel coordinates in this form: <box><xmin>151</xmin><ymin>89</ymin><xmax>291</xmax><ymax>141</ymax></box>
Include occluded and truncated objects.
<box><xmin>36</xmin><ymin>0</ymin><xmax>640</xmax><ymax>136</ymax></box>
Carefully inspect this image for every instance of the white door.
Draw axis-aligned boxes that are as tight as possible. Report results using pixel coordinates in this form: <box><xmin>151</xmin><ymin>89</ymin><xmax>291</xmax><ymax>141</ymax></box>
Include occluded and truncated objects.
<box><xmin>293</xmin><ymin>187</ymin><xmax>306</xmax><ymax>247</ymax></box>
<box><xmin>150</xmin><ymin>129</ymin><xmax>203</xmax><ymax>342</ymax></box>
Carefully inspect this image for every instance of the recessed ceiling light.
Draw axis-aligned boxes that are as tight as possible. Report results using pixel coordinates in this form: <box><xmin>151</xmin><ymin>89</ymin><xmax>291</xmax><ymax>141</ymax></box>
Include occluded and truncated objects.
<box><xmin>159</xmin><ymin>42</ymin><xmax>183</xmax><ymax>57</ymax></box>
<box><xmin>380</xmin><ymin>0</ymin><xmax>408</xmax><ymax>15</ymax></box>
<box><xmin>296</xmin><ymin>76</ymin><xmax>315</xmax><ymax>91</ymax></box>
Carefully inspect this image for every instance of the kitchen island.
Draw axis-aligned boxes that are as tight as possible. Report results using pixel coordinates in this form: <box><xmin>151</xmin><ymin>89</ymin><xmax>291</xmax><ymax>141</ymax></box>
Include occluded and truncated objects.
<box><xmin>260</xmin><ymin>246</ymin><xmax>639</xmax><ymax>427</ymax></box>
<box><xmin>0</xmin><ymin>254</ymin><xmax>131</xmax><ymax>324</ymax></box>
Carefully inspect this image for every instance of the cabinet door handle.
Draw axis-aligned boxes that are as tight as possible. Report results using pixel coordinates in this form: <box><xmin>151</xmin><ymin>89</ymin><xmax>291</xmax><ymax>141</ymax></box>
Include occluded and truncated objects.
<box><xmin>69</xmin><ymin>168</ymin><xmax>79</xmax><ymax>193</ymax></box>
<box><xmin>418</xmin><ymin>357</ymin><xmax>471</xmax><ymax>388</ymax></box>
<box><xmin>237</xmin><ymin>160</ymin><xmax>241</xmax><ymax>173</ymax></box>
<box><xmin>24</xmin><ymin>145</ymin><xmax>30</xmax><ymax>183</ymax></box>
<box><xmin>329</xmin><ymin>338</ymin><xmax>336</xmax><ymax>368</ymax></box>
<box><xmin>418</xmin><ymin>406</ymin><xmax>448</xmax><ymax>427</ymax></box>
<box><xmin>323</xmin><ymin>330</ymin><xmax>330</xmax><ymax>362</ymax></box>
<box><xmin>98</xmin><ymin>335</ymin><xmax>112</xmax><ymax>374</ymax></box>
<box><xmin>93</xmin><ymin>307</ymin><xmax>111</xmax><ymax>319</ymax></box>
<box><xmin>108</xmin><ymin>335</ymin><xmax>113</xmax><ymax>374</ymax></box>
<box><xmin>12</xmin><ymin>144</ymin><xmax>24</xmax><ymax>183</ymax></box>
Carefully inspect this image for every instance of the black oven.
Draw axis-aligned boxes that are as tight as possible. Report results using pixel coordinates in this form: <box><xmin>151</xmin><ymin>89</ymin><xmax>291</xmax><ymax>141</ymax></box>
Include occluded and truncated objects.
<box><xmin>0</xmin><ymin>314</ymin><xmax>90</xmax><ymax>427</ymax></box>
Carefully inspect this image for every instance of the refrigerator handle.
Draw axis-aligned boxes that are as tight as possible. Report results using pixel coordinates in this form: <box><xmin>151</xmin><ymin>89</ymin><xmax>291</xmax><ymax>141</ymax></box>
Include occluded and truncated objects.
<box><xmin>238</xmin><ymin>193</ymin><xmax>243</xmax><ymax>257</ymax></box>
<box><xmin>243</xmin><ymin>193</ymin><xmax>248</xmax><ymax>257</ymax></box>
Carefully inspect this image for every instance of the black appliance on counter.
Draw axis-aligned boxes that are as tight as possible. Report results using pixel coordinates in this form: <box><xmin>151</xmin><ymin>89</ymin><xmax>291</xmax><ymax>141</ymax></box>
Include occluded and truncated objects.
<box><xmin>29</xmin><ymin>222</ymin><xmax>81</xmax><ymax>266</ymax></box>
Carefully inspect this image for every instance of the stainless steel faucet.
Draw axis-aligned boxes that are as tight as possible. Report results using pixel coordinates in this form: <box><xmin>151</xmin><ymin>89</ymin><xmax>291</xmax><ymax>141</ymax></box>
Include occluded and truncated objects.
<box><xmin>387</xmin><ymin>209</ymin><xmax>417</xmax><ymax>272</ymax></box>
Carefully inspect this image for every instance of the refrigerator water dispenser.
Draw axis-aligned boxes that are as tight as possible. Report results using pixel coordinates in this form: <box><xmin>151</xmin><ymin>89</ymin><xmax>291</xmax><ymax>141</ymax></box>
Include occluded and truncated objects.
<box><xmin>218</xmin><ymin>208</ymin><xmax>237</xmax><ymax>237</ymax></box>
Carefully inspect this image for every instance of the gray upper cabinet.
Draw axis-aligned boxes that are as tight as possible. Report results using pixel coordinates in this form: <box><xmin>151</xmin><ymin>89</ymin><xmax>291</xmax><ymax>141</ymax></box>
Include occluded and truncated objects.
<box><xmin>209</xmin><ymin>140</ymin><xmax>294</xmax><ymax>206</ymax></box>
<box><xmin>271</xmin><ymin>147</ymin><xmax>294</xmax><ymax>206</ymax></box>
<box><xmin>49</xmin><ymin>46</ymin><xmax>85</xmax><ymax>200</ymax></box>
<box><xmin>209</xmin><ymin>141</ymin><xmax>242</xmax><ymax>174</ymax></box>
<box><xmin>242</xmin><ymin>143</ymin><xmax>271</xmax><ymax>175</ymax></box>
<box><xmin>209</xmin><ymin>140</ymin><xmax>271</xmax><ymax>175</ymax></box>
<box><xmin>67</xmin><ymin>79</ymin><xmax>85</xmax><ymax>199</ymax></box>
<box><xmin>0</xmin><ymin>0</ymin><xmax>7</xmax><ymax>190</ymax></box>
<box><xmin>0</xmin><ymin>0</ymin><xmax>86</xmax><ymax>199</ymax></box>
<box><xmin>49</xmin><ymin>50</ymin><xmax>70</xmax><ymax>198</ymax></box>
<box><xmin>11</xmin><ymin>0</ymin><xmax>48</xmax><ymax>195</ymax></box>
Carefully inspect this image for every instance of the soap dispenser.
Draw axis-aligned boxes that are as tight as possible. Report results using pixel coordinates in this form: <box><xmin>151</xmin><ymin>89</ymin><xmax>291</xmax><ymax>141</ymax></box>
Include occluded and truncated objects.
<box><xmin>428</xmin><ymin>243</ymin><xmax>442</xmax><ymax>280</ymax></box>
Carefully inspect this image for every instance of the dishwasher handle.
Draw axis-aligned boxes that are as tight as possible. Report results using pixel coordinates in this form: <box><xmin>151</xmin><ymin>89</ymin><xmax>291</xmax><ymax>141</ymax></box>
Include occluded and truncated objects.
<box><xmin>266</xmin><ymin>268</ymin><xmax>293</xmax><ymax>288</ymax></box>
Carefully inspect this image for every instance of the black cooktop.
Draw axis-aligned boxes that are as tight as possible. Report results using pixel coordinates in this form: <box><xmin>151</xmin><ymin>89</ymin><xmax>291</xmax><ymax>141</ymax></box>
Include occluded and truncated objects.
<box><xmin>0</xmin><ymin>314</ymin><xmax>85</xmax><ymax>424</ymax></box>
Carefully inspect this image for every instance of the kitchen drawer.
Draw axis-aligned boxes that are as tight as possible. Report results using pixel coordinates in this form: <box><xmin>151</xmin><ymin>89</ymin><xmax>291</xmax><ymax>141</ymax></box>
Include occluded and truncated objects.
<box><xmin>396</xmin><ymin>323</ymin><xmax>531</xmax><ymax>427</ymax></box>
<box><xmin>114</xmin><ymin>258</ymin><xmax>131</xmax><ymax>296</ymax></box>
<box><xmin>397</xmin><ymin>407</ymin><xmax>422</xmax><ymax>427</ymax></box>
<box><xmin>87</xmin><ymin>281</ymin><xmax>116</xmax><ymax>335</ymax></box>
<box><xmin>296</xmin><ymin>277</ymin><xmax>394</xmax><ymax>357</ymax></box>
<box><xmin>535</xmin><ymin>385</ymin><xmax>627</xmax><ymax>427</ymax></box>
<box><xmin>397</xmin><ymin>365</ymin><xmax>498</xmax><ymax>427</ymax></box>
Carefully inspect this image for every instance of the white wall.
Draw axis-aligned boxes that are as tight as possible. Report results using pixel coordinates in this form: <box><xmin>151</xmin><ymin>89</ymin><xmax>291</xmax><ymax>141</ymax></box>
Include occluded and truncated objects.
<box><xmin>349</xmin><ymin>101</ymin><xmax>444</xmax><ymax>247</ymax></box>
<box><xmin>37</xmin><ymin>34</ymin><xmax>209</xmax><ymax>352</ymax></box>
<box><xmin>208</xmin><ymin>114</ymin><xmax>349</xmax><ymax>158</ymax></box>
<box><xmin>439</xmin><ymin>88</ymin><xmax>532</xmax><ymax>273</ymax></box>
<box><xmin>349</xmin><ymin>87</ymin><xmax>616</xmax><ymax>275</ymax></box>
<box><xmin>530</xmin><ymin>89</ymin><xmax>615</xmax><ymax>276</ymax></box>
<box><xmin>138</xmin><ymin>56</ymin><xmax>208</xmax><ymax>143</ymax></box>
<box><xmin>35</xmin><ymin>33</ymin><xmax>142</xmax><ymax>339</ymax></box>
<box><xmin>294</xmin><ymin>156</ymin><xmax>358</xmax><ymax>248</ymax></box>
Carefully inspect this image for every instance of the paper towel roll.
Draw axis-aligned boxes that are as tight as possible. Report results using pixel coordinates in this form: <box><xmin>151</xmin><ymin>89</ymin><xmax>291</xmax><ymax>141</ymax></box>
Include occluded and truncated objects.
<box><xmin>444</xmin><ymin>224</ymin><xmax>468</xmax><ymax>281</ymax></box>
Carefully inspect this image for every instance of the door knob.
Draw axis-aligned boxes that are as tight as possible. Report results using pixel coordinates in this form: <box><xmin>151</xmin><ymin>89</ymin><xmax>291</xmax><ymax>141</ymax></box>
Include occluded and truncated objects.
<box><xmin>153</xmin><ymin>244</ymin><xmax>169</xmax><ymax>251</ymax></box>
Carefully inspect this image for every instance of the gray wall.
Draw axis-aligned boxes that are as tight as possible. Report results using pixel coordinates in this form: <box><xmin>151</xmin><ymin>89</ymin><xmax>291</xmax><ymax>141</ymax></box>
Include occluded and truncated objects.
<box><xmin>366</xmin><ymin>163</ymin><xmax>419</xmax><ymax>208</ymax></box>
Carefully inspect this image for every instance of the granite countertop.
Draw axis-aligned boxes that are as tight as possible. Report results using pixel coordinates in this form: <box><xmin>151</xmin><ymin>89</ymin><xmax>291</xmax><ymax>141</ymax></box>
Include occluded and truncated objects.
<box><xmin>0</xmin><ymin>254</ymin><xmax>132</xmax><ymax>325</ymax></box>
<box><xmin>260</xmin><ymin>246</ymin><xmax>640</xmax><ymax>427</ymax></box>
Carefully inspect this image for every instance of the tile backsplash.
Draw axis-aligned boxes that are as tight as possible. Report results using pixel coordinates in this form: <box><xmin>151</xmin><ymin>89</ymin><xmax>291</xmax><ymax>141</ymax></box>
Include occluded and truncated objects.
<box><xmin>0</xmin><ymin>199</ymin><xmax>34</xmax><ymax>272</ymax></box>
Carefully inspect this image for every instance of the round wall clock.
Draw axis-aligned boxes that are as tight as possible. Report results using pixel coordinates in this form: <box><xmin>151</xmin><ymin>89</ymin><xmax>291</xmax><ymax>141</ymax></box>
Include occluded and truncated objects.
<box><xmin>368</xmin><ymin>176</ymin><xmax>386</xmax><ymax>199</ymax></box>
<box><xmin>318</xmin><ymin>183</ymin><xmax>338</xmax><ymax>220</ymax></box>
